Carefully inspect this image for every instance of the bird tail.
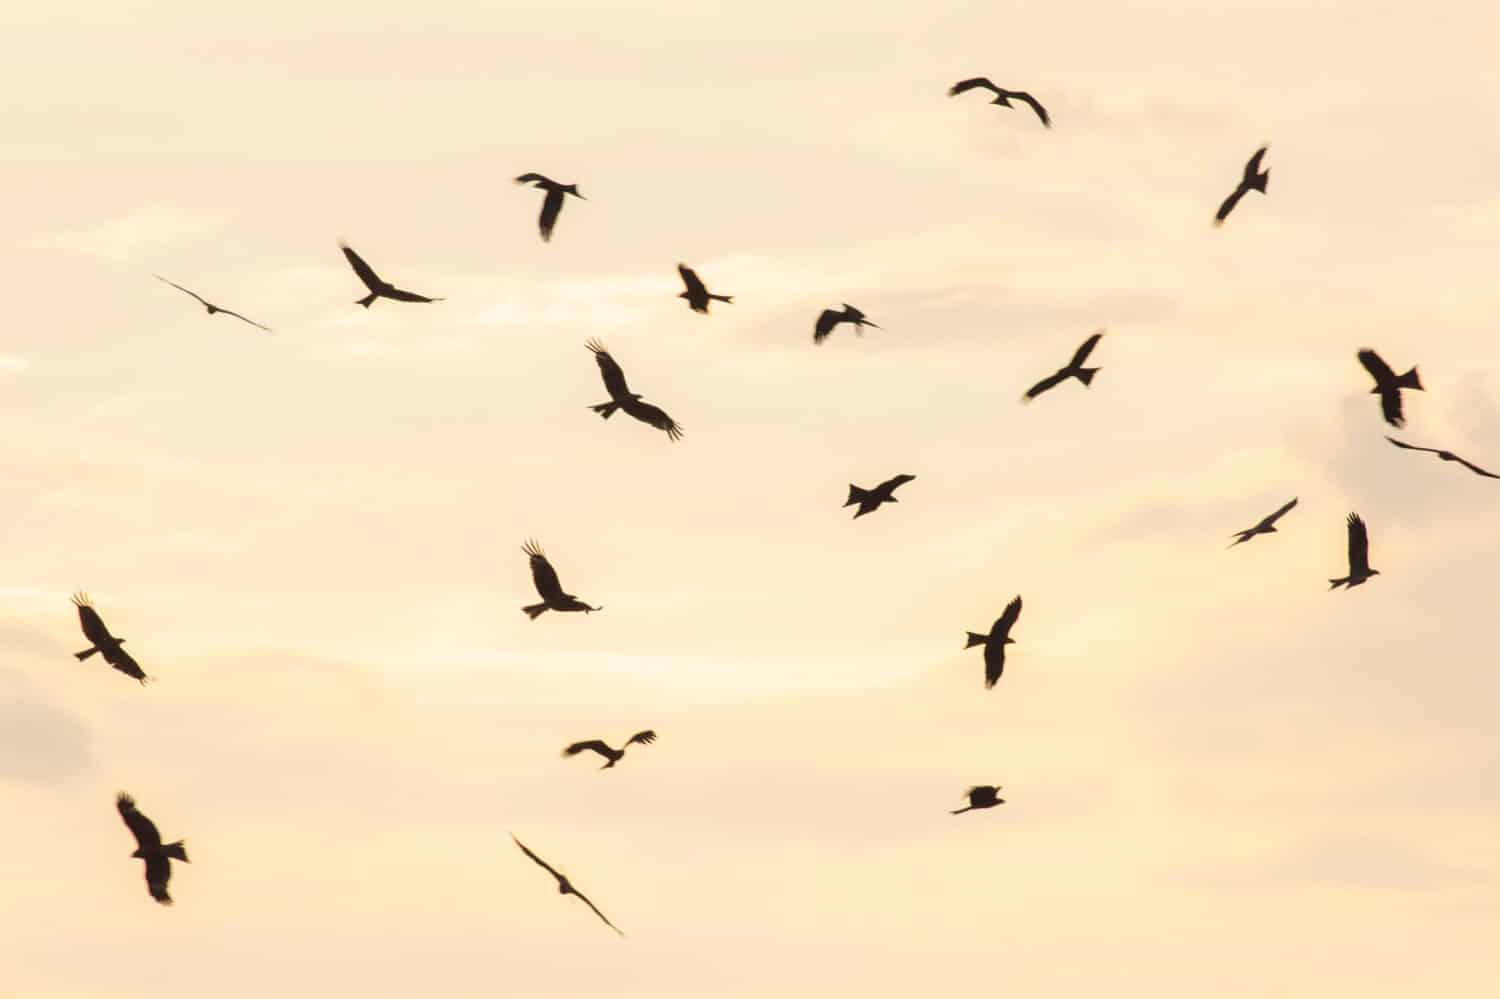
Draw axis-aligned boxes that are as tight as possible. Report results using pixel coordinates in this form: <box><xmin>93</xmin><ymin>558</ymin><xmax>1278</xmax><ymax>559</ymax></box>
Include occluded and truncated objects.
<box><xmin>1075</xmin><ymin>366</ymin><xmax>1100</xmax><ymax>386</ymax></box>
<box><xmin>355</xmin><ymin>294</ymin><xmax>378</xmax><ymax>308</ymax></box>
<box><xmin>163</xmin><ymin>840</ymin><xmax>188</xmax><ymax>863</ymax></box>
<box><xmin>950</xmin><ymin>806</ymin><xmax>975</xmax><ymax>815</ymax></box>
<box><xmin>964</xmin><ymin>632</ymin><xmax>988</xmax><ymax>649</ymax></box>
<box><xmin>74</xmin><ymin>646</ymin><xmax>99</xmax><ymax>661</ymax></box>
<box><xmin>710</xmin><ymin>294</ymin><xmax>733</xmax><ymax>304</ymax></box>
<box><xmin>1328</xmin><ymin>577</ymin><xmax>1350</xmax><ymax>590</ymax></box>
<box><xmin>844</xmin><ymin>484</ymin><xmax>869</xmax><ymax>508</ymax></box>
<box><xmin>522</xmin><ymin>603</ymin><xmax>549</xmax><ymax>620</ymax></box>
<box><xmin>590</xmin><ymin>402</ymin><xmax>621</xmax><ymax>420</ymax></box>
<box><xmin>1250</xmin><ymin>168</ymin><xmax>1269</xmax><ymax>193</ymax></box>
<box><xmin>1396</xmin><ymin>367</ymin><xmax>1422</xmax><ymax>391</ymax></box>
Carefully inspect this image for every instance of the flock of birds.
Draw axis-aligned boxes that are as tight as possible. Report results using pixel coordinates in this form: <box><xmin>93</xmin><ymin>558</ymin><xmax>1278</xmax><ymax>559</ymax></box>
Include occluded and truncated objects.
<box><xmin>55</xmin><ymin>74</ymin><xmax>1495</xmax><ymax>936</ymax></box>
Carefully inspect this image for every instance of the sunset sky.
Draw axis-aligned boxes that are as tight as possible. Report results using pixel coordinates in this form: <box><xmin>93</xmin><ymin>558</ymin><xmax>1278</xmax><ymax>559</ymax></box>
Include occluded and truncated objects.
<box><xmin>3</xmin><ymin>1</ymin><xmax>1498</xmax><ymax>995</ymax></box>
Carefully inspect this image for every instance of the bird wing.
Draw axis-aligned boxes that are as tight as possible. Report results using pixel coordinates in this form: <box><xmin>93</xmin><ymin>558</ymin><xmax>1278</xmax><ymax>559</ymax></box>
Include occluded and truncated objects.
<box><xmin>523</xmin><ymin>541</ymin><xmax>566</xmax><ymax>601</ymax></box>
<box><xmin>1358</xmin><ymin>349</ymin><xmax>1397</xmax><ymax>388</ymax></box>
<box><xmin>117</xmin><ymin>793</ymin><xmax>163</xmax><ymax>851</ymax></box>
<box><xmin>879</xmin><ymin>473</ymin><xmax>916</xmax><ymax>493</ymax></box>
<box><xmin>1346</xmin><ymin>513</ymin><xmax>1371</xmax><ymax>575</ymax></box>
<box><xmin>562</xmin><ymin>740</ymin><xmax>614</xmax><ymax>760</ymax></box>
<box><xmin>626</xmin><ymin>730</ymin><xmax>657</xmax><ymax>747</ymax></box>
<box><xmin>1260</xmin><ymin>496</ymin><xmax>1299</xmax><ymax>528</ymax></box>
<box><xmin>339</xmin><ymin>244</ymin><xmax>384</xmax><ymax>292</ymax></box>
<box><xmin>143</xmin><ymin>854</ymin><xmax>174</xmax><ymax>905</ymax></box>
<box><xmin>993</xmin><ymin>595</ymin><xmax>1023</xmax><ymax>640</ymax></box>
<box><xmin>1454</xmin><ymin>455</ymin><xmax>1500</xmax><ymax>479</ymax></box>
<box><xmin>571</xmin><ymin>886</ymin><xmax>625</xmax><ymax>936</ymax></box>
<box><xmin>586</xmin><ymin>340</ymin><xmax>633</xmax><ymax>400</ymax></box>
<box><xmin>381</xmin><ymin>287</ymin><xmax>442</xmax><ymax>304</ymax></box>
<box><xmin>1383</xmin><ymin>436</ymin><xmax>1439</xmax><ymax>455</ymax></box>
<box><xmin>538</xmin><ymin>187</ymin><xmax>564</xmax><ymax>241</ymax></box>
<box><xmin>621</xmin><ymin>398</ymin><xmax>683</xmax><ymax>441</ymax></box>
<box><xmin>215</xmin><ymin>308</ymin><xmax>272</xmax><ymax>331</ymax></box>
<box><xmin>1023</xmin><ymin>369</ymin><xmax>1069</xmax><ymax>401</ymax></box>
<box><xmin>984</xmin><ymin>644</ymin><xmax>1007</xmax><ymax>689</ymax></box>
<box><xmin>948</xmin><ymin>77</ymin><xmax>997</xmax><ymax>96</ymax></box>
<box><xmin>813</xmin><ymin>309</ymin><xmax>843</xmax><ymax>344</ymax></box>
<box><xmin>1068</xmin><ymin>331</ymin><xmax>1104</xmax><ymax>368</ymax></box>
<box><xmin>1379</xmin><ymin>387</ymin><xmax>1406</xmax><ymax>427</ymax></box>
<box><xmin>1243</xmin><ymin>146</ymin><xmax>1268</xmax><ymax>181</ymax></box>
<box><xmin>1213</xmin><ymin>185</ymin><xmax>1247</xmax><ymax>225</ymax></box>
<box><xmin>511</xmin><ymin>834</ymin><xmax>565</xmax><ymax>883</ymax></box>
<box><xmin>514</xmin><ymin>172</ymin><xmax>551</xmax><ymax>186</ymax></box>
<box><xmin>1011</xmin><ymin>91</ymin><xmax>1051</xmax><ymax>127</ymax></box>
<box><xmin>73</xmin><ymin>594</ymin><xmax>113</xmax><ymax>645</ymax></box>
<box><xmin>154</xmin><ymin>275</ymin><xmax>210</xmax><ymax>307</ymax></box>
<box><xmin>678</xmin><ymin>264</ymin><xmax>707</xmax><ymax>298</ymax></box>
<box><xmin>106</xmin><ymin>644</ymin><xmax>149</xmax><ymax>681</ymax></box>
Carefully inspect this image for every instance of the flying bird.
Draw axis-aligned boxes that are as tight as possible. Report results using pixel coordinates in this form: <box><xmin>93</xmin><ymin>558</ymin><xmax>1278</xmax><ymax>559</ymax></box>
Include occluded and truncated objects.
<box><xmin>116</xmin><ymin>793</ymin><xmax>188</xmax><ymax>905</ymax></box>
<box><xmin>844</xmin><ymin>474</ymin><xmax>916</xmax><ymax>519</ymax></box>
<box><xmin>1357</xmin><ymin>349</ymin><xmax>1424</xmax><ymax>428</ymax></box>
<box><xmin>1214</xmin><ymin>146</ymin><xmax>1270</xmax><ymax>226</ymax></box>
<box><xmin>71</xmin><ymin>593</ymin><xmax>150</xmax><ymax>685</ymax></box>
<box><xmin>676</xmin><ymin>264</ymin><xmax>733</xmax><ymax>314</ymax></box>
<box><xmin>1385</xmin><ymin>436</ymin><xmax>1499</xmax><ymax>479</ymax></box>
<box><xmin>1023</xmin><ymin>330</ymin><xmax>1104</xmax><ymax>402</ymax></box>
<box><xmin>154</xmin><ymin>276</ymin><xmax>270</xmax><ymax>331</ymax></box>
<box><xmin>813</xmin><ymin>304</ymin><xmax>879</xmax><ymax>344</ymax></box>
<box><xmin>585</xmin><ymin>339</ymin><xmax>683</xmax><ymax>441</ymax></box>
<box><xmin>511</xmin><ymin>834</ymin><xmax>623</xmax><ymax>936</ymax></box>
<box><xmin>1229</xmin><ymin>497</ymin><xmax>1299</xmax><ymax>548</ymax></box>
<box><xmin>951</xmin><ymin>785</ymin><xmax>1005</xmax><ymax>815</ymax></box>
<box><xmin>562</xmin><ymin>730</ymin><xmax>658</xmax><ymax>770</ymax></box>
<box><xmin>339</xmin><ymin>242</ymin><xmax>443</xmax><ymax>308</ymax></box>
<box><xmin>522</xmin><ymin>541</ymin><xmax>601</xmax><ymax>619</ymax></box>
<box><xmin>947</xmin><ymin>78</ymin><xmax>1051</xmax><ymax>127</ymax></box>
<box><xmin>964</xmin><ymin>595</ymin><xmax>1022</xmax><ymax>689</ymax></box>
<box><xmin>1329</xmin><ymin>513</ymin><xmax>1380</xmax><ymax>590</ymax></box>
<box><xmin>515</xmin><ymin>173</ymin><xmax>584</xmax><ymax>242</ymax></box>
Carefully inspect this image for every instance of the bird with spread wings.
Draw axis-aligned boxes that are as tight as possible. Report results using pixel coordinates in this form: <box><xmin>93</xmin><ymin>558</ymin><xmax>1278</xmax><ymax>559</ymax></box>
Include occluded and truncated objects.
<box><xmin>947</xmin><ymin>77</ymin><xmax>1051</xmax><ymax>127</ymax></box>
<box><xmin>1229</xmin><ymin>497</ymin><xmax>1299</xmax><ymax>548</ymax></box>
<box><xmin>562</xmin><ymin>730</ymin><xmax>658</xmax><ymax>770</ymax></box>
<box><xmin>154</xmin><ymin>275</ymin><xmax>270</xmax><ymax>331</ymax></box>
<box><xmin>1214</xmin><ymin>146</ymin><xmax>1270</xmax><ymax>226</ymax></box>
<box><xmin>511</xmin><ymin>834</ymin><xmax>624</xmax><ymax>936</ymax></box>
<box><xmin>676</xmin><ymin>264</ymin><xmax>733</xmax><ymax>314</ymax></box>
<box><xmin>586</xmin><ymin>339</ymin><xmax>683</xmax><ymax>441</ymax></box>
<box><xmin>1329</xmin><ymin>513</ymin><xmax>1380</xmax><ymax>590</ymax></box>
<box><xmin>1385</xmin><ymin>436</ymin><xmax>1498</xmax><ymax>479</ymax></box>
<box><xmin>339</xmin><ymin>242</ymin><xmax>443</xmax><ymax>308</ymax></box>
<box><xmin>117</xmin><ymin>793</ymin><xmax>188</xmax><ymax>905</ymax></box>
<box><xmin>71</xmin><ymin>593</ymin><xmax>151</xmax><ymax>684</ymax></box>
<box><xmin>515</xmin><ymin>173</ymin><xmax>585</xmax><ymax>242</ymax></box>
<box><xmin>521</xmin><ymin>541</ymin><xmax>601</xmax><ymax>619</ymax></box>
<box><xmin>951</xmin><ymin>785</ymin><xmax>1005</xmax><ymax>815</ymax></box>
<box><xmin>813</xmin><ymin>304</ymin><xmax>879</xmax><ymax>344</ymax></box>
<box><xmin>1357</xmin><ymin>349</ymin><xmax>1424</xmax><ymax>428</ymax></box>
<box><xmin>1023</xmin><ymin>330</ymin><xmax>1104</xmax><ymax>402</ymax></box>
<box><xmin>964</xmin><ymin>596</ymin><xmax>1023</xmax><ymax>689</ymax></box>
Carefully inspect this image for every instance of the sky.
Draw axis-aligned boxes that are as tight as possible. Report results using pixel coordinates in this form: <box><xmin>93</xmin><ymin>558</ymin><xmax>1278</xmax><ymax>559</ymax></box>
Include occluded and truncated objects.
<box><xmin>2</xmin><ymin>0</ymin><xmax>1498</xmax><ymax>995</ymax></box>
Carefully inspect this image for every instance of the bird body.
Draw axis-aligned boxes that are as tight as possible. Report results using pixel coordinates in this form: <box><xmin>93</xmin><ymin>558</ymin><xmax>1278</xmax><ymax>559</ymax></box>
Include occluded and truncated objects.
<box><xmin>964</xmin><ymin>595</ymin><xmax>1022</xmax><ymax>688</ymax></box>
<box><xmin>117</xmin><ymin>793</ymin><xmax>188</xmax><ymax>905</ymax></box>
<box><xmin>677</xmin><ymin>264</ymin><xmax>733</xmax><ymax>314</ymax></box>
<box><xmin>511</xmin><ymin>834</ymin><xmax>623</xmax><ymax>935</ymax></box>
<box><xmin>515</xmin><ymin>173</ymin><xmax>584</xmax><ymax>242</ymax></box>
<box><xmin>1385</xmin><ymin>436</ymin><xmax>1499</xmax><ymax>479</ymax></box>
<box><xmin>948</xmin><ymin>78</ymin><xmax>1051</xmax><ymax>127</ymax></box>
<box><xmin>1329</xmin><ymin>513</ymin><xmax>1380</xmax><ymax>589</ymax></box>
<box><xmin>562</xmin><ymin>730</ymin><xmax>658</xmax><ymax>770</ymax></box>
<box><xmin>339</xmin><ymin>243</ymin><xmax>442</xmax><ymax>307</ymax></box>
<box><xmin>585</xmin><ymin>339</ymin><xmax>683</xmax><ymax>441</ymax></box>
<box><xmin>951</xmin><ymin>784</ymin><xmax>1005</xmax><ymax>814</ymax></box>
<box><xmin>71</xmin><ymin>593</ymin><xmax>150</xmax><ymax>684</ymax></box>
<box><xmin>522</xmin><ymin>540</ymin><xmax>601</xmax><ymax>618</ymax></box>
<box><xmin>1358</xmin><ymin>349</ymin><xmax>1423</xmax><ymax>428</ymax></box>
<box><xmin>154</xmin><ymin>276</ymin><xmax>270</xmax><ymax>331</ymax></box>
<box><xmin>813</xmin><ymin>304</ymin><xmax>878</xmax><ymax>344</ymax></box>
<box><xmin>845</xmin><ymin>474</ymin><xmax>916</xmax><ymax>519</ymax></box>
<box><xmin>1229</xmin><ymin>497</ymin><xmax>1299</xmax><ymax>547</ymax></box>
<box><xmin>1023</xmin><ymin>331</ymin><xmax>1104</xmax><ymax>402</ymax></box>
<box><xmin>1214</xmin><ymin>146</ymin><xmax>1270</xmax><ymax>226</ymax></box>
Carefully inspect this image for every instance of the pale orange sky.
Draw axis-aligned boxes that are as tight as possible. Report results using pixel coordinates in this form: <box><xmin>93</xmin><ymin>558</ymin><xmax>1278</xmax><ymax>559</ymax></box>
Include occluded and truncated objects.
<box><xmin>2</xmin><ymin>1</ymin><xmax>1499</xmax><ymax>996</ymax></box>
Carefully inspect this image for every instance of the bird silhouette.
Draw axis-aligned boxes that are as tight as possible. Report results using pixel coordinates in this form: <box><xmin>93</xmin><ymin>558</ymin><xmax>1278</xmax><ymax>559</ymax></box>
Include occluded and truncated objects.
<box><xmin>71</xmin><ymin>593</ymin><xmax>150</xmax><ymax>685</ymax></box>
<box><xmin>964</xmin><ymin>595</ymin><xmax>1022</xmax><ymax>689</ymax></box>
<box><xmin>522</xmin><ymin>541</ymin><xmax>601</xmax><ymax>619</ymax></box>
<box><xmin>562</xmin><ymin>730</ymin><xmax>658</xmax><ymax>770</ymax></box>
<box><xmin>339</xmin><ymin>243</ymin><xmax>443</xmax><ymax>308</ymax></box>
<box><xmin>585</xmin><ymin>339</ymin><xmax>683</xmax><ymax>441</ymax></box>
<box><xmin>1329</xmin><ymin>513</ymin><xmax>1380</xmax><ymax>590</ymax></box>
<box><xmin>1229</xmin><ymin>497</ymin><xmax>1299</xmax><ymax>548</ymax></box>
<box><xmin>1023</xmin><ymin>330</ymin><xmax>1104</xmax><ymax>402</ymax></box>
<box><xmin>1214</xmin><ymin>146</ymin><xmax>1270</xmax><ymax>226</ymax></box>
<box><xmin>515</xmin><ymin>173</ymin><xmax>584</xmax><ymax>242</ymax></box>
<box><xmin>951</xmin><ymin>785</ymin><xmax>1005</xmax><ymax>815</ymax></box>
<box><xmin>154</xmin><ymin>276</ymin><xmax>270</xmax><ymax>331</ymax></box>
<box><xmin>1357</xmin><ymin>349</ymin><xmax>1424</xmax><ymax>428</ymax></box>
<box><xmin>947</xmin><ymin>78</ymin><xmax>1050</xmax><ymax>127</ymax></box>
<box><xmin>116</xmin><ymin>793</ymin><xmax>188</xmax><ymax>905</ymax></box>
<box><xmin>844</xmin><ymin>474</ymin><xmax>916</xmax><ymax>519</ymax></box>
<box><xmin>813</xmin><ymin>304</ymin><xmax>879</xmax><ymax>344</ymax></box>
<box><xmin>676</xmin><ymin>264</ymin><xmax>733</xmax><ymax>314</ymax></box>
<box><xmin>1385</xmin><ymin>436</ymin><xmax>1499</xmax><ymax>479</ymax></box>
<box><xmin>511</xmin><ymin>834</ymin><xmax>623</xmax><ymax>936</ymax></box>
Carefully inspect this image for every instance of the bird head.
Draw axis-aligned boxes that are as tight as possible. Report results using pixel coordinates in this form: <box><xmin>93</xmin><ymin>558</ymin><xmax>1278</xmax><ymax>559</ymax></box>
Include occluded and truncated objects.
<box><xmin>130</xmin><ymin>848</ymin><xmax>146</xmax><ymax>859</ymax></box>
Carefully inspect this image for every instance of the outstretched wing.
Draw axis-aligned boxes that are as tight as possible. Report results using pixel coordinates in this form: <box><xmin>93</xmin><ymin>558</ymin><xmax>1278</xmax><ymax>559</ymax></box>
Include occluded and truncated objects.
<box><xmin>813</xmin><ymin>309</ymin><xmax>843</xmax><ymax>344</ymax></box>
<box><xmin>72</xmin><ymin>593</ymin><xmax>113</xmax><ymax>645</ymax></box>
<box><xmin>1068</xmin><ymin>331</ymin><xmax>1103</xmax><ymax>368</ymax></box>
<box><xmin>880</xmin><ymin>473</ymin><xmax>916</xmax><ymax>493</ymax></box>
<box><xmin>511</xmin><ymin>834</ymin><xmax>564</xmax><ymax>883</ymax></box>
<box><xmin>117</xmin><ymin>793</ymin><xmax>163</xmax><ymax>851</ymax></box>
<box><xmin>1379</xmin><ymin>387</ymin><xmax>1406</xmax><ymax>427</ymax></box>
<box><xmin>523</xmin><ymin>540</ymin><xmax>566</xmax><ymax>601</ymax></box>
<box><xmin>1384</xmin><ymin>436</ymin><xmax>1440</xmax><ymax>456</ymax></box>
<box><xmin>562</xmin><ymin>740</ymin><xmax>614</xmax><ymax>760</ymax></box>
<box><xmin>154</xmin><ymin>275</ymin><xmax>210</xmax><ymax>307</ymax></box>
<box><xmin>570</xmin><ymin>886</ymin><xmax>625</xmax><ymax>936</ymax></box>
<box><xmin>514</xmin><ymin>172</ymin><xmax>551</xmax><ymax>186</ymax></box>
<box><xmin>1454</xmin><ymin>455</ymin><xmax>1500</xmax><ymax>479</ymax></box>
<box><xmin>621</xmin><ymin>398</ymin><xmax>683</xmax><ymax>441</ymax></box>
<box><xmin>1213</xmin><ymin>185</ymin><xmax>1247</xmax><ymax>225</ymax></box>
<box><xmin>1260</xmin><ymin>496</ymin><xmax>1299</xmax><ymax>528</ymax></box>
<box><xmin>948</xmin><ymin>77</ymin><xmax>997</xmax><ymax>97</ymax></box>
<box><xmin>586</xmin><ymin>339</ymin><xmax>633</xmax><ymax>400</ymax></box>
<box><xmin>1346</xmin><ymin>513</ymin><xmax>1371</xmax><ymax>576</ymax></box>
<box><xmin>381</xmin><ymin>287</ymin><xmax>443</xmax><ymax>304</ymax></box>
<box><xmin>677</xmin><ymin>264</ymin><xmax>707</xmax><ymax>298</ymax></box>
<box><xmin>538</xmin><ymin>187</ymin><xmax>564</xmax><ymax>241</ymax></box>
<box><xmin>1242</xmin><ymin>146</ymin><xmax>1268</xmax><ymax>181</ymax></box>
<box><xmin>339</xmin><ymin>243</ymin><xmax>384</xmax><ymax>292</ymax></box>
<box><xmin>992</xmin><ymin>595</ymin><xmax>1023</xmax><ymax>641</ymax></box>
<box><xmin>1011</xmin><ymin>91</ymin><xmax>1050</xmax><ymax>127</ymax></box>
<box><xmin>1023</xmin><ymin>369</ymin><xmax>1069</xmax><ymax>401</ymax></box>
<box><xmin>1357</xmin><ymin>349</ymin><xmax>1397</xmax><ymax>388</ymax></box>
<box><xmin>106</xmin><ymin>645</ymin><xmax>149</xmax><ymax>682</ymax></box>
<box><xmin>214</xmin><ymin>308</ymin><xmax>272</xmax><ymax>331</ymax></box>
<box><xmin>143</xmin><ymin>854</ymin><xmax>173</xmax><ymax>905</ymax></box>
<box><xmin>626</xmin><ymin>730</ymin><xmax>657</xmax><ymax>747</ymax></box>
